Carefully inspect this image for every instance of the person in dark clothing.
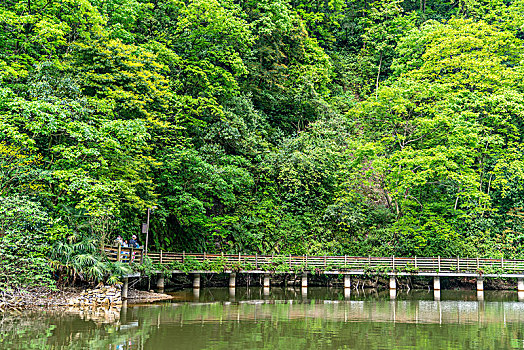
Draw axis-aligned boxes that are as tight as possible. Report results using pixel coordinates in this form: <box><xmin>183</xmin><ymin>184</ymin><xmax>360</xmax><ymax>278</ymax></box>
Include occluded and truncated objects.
<box><xmin>128</xmin><ymin>235</ymin><xmax>140</xmax><ymax>248</ymax></box>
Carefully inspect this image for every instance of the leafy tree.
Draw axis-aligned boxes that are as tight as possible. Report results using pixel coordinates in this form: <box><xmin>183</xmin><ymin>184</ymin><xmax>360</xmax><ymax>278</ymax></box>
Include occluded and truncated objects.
<box><xmin>0</xmin><ymin>197</ymin><xmax>58</xmax><ymax>291</ymax></box>
<box><xmin>352</xmin><ymin>18</ymin><xmax>524</xmax><ymax>257</ymax></box>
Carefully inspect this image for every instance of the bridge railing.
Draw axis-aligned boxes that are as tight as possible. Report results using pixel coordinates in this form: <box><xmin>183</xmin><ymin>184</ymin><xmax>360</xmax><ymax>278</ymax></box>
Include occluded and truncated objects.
<box><xmin>104</xmin><ymin>246</ymin><xmax>144</xmax><ymax>264</ymax></box>
<box><xmin>102</xmin><ymin>249</ymin><xmax>524</xmax><ymax>273</ymax></box>
<box><xmin>142</xmin><ymin>252</ymin><xmax>524</xmax><ymax>273</ymax></box>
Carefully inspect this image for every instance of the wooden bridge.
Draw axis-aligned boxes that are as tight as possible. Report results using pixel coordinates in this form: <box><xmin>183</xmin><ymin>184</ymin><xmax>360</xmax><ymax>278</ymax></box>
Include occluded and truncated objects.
<box><xmin>105</xmin><ymin>247</ymin><xmax>524</xmax><ymax>274</ymax></box>
<box><xmin>104</xmin><ymin>247</ymin><xmax>524</xmax><ymax>297</ymax></box>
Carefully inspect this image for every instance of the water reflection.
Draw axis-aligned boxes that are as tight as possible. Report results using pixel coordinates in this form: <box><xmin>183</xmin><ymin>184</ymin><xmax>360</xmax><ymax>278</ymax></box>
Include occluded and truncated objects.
<box><xmin>477</xmin><ymin>290</ymin><xmax>484</xmax><ymax>301</ymax></box>
<box><xmin>4</xmin><ymin>288</ymin><xmax>524</xmax><ymax>349</ymax></box>
<box><xmin>389</xmin><ymin>289</ymin><xmax>397</xmax><ymax>300</ymax></box>
<box><xmin>344</xmin><ymin>288</ymin><xmax>351</xmax><ymax>300</ymax></box>
<box><xmin>193</xmin><ymin>288</ymin><xmax>200</xmax><ymax>300</ymax></box>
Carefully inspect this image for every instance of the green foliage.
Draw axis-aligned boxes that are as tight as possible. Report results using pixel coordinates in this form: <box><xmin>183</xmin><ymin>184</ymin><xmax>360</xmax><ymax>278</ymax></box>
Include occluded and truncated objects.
<box><xmin>351</xmin><ymin>17</ymin><xmax>524</xmax><ymax>258</ymax></box>
<box><xmin>49</xmin><ymin>233</ymin><xmax>132</xmax><ymax>285</ymax></box>
<box><xmin>4</xmin><ymin>0</ymin><xmax>524</xmax><ymax>291</ymax></box>
<box><xmin>0</xmin><ymin>196</ymin><xmax>58</xmax><ymax>291</ymax></box>
<box><xmin>0</xmin><ymin>142</ymin><xmax>44</xmax><ymax>196</ymax></box>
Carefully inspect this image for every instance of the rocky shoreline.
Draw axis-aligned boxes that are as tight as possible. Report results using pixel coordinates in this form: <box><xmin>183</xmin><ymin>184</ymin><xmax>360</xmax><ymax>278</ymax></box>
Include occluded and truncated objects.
<box><xmin>68</xmin><ymin>285</ymin><xmax>124</xmax><ymax>306</ymax></box>
<box><xmin>0</xmin><ymin>286</ymin><xmax>173</xmax><ymax>311</ymax></box>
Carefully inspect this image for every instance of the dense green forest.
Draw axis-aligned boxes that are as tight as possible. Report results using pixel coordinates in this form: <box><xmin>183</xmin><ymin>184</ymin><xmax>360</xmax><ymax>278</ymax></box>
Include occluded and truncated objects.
<box><xmin>1</xmin><ymin>0</ymin><xmax>524</xmax><ymax>289</ymax></box>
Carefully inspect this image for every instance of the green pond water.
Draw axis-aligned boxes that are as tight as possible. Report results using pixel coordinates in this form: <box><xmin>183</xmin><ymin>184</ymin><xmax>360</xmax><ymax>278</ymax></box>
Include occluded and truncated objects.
<box><xmin>3</xmin><ymin>288</ymin><xmax>524</xmax><ymax>349</ymax></box>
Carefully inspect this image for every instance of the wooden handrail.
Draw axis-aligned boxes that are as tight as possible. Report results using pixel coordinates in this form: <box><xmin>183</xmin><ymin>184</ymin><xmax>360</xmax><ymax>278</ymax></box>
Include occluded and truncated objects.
<box><xmin>102</xmin><ymin>248</ymin><xmax>524</xmax><ymax>274</ymax></box>
<box><xmin>103</xmin><ymin>246</ymin><xmax>144</xmax><ymax>264</ymax></box>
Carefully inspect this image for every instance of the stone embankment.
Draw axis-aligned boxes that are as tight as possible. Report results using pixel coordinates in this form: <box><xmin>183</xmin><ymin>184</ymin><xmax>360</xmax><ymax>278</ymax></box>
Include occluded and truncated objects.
<box><xmin>0</xmin><ymin>285</ymin><xmax>174</xmax><ymax>311</ymax></box>
<box><xmin>67</xmin><ymin>286</ymin><xmax>174</xmax><ymax>306</ymax></box>
<box><xmin>68</xmin><ymin>285</ymin><xmax>123</xmax><ymax>306</ymax></box>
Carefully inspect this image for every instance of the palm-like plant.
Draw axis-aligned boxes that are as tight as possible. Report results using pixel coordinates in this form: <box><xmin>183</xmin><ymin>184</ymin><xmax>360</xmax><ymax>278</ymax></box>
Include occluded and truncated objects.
<box><xmin>50</xmin><ymin>234</ymin><xmax>131</xmax><ymax>286</ymax></box>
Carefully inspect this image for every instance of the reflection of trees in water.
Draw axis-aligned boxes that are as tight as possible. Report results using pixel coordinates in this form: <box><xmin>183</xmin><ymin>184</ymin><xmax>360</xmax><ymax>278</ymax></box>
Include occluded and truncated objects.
<box><xmin>3</xmin><ymin>294</ymin><xmax>524</xmax><ymax>349</ymax></box>
<box><xmin>151</xmin><ymin>299</ymin><xmax>524</xmax><ymax>325</ymax></box>
<box><xmin>140</xmin><ymin>301</ymin><xmax>524</xmax><ymax>350</ymax></box>
<box><xmin>0</xmin><ymin>306</ymin><xmax>151</xmax><ymax>349</ymax></box>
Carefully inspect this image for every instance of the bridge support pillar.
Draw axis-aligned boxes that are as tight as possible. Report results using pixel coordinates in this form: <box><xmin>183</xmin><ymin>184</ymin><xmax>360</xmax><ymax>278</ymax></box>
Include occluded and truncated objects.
<box><xmin>518</xmin><ymin>278</ymin><xmax>524</xmax><ymax>292</ymax></box>
<box><xmin>344</xmin><ymin>275</ymin><xmax>351</xmax><ymax>289</ymax></box>
<box><xmin>389</xmin><ymin>276</ymin><xmax>396</xmax><ymax>290</ymax></box>
<box><xmin>263</xmin><ymin>274</ymin><xmax>270</xmax><ymax>288</ymax></box>
<box><xmin>121</xmin><ymin>277</ymin><xmax>129</xmax><ymax>299</ymax></box>
<box><xmin>433</xmin><ymin>277</ymin><xmax>440</xmax><ymax>291</ymax></box>
<box><xmin>302</xmin><ymin>272</ymin><xmax>308</xmax><ymax>288</ymax></box>
<box><xmin>229</xmin><ymin>273</ymin><xmax>236</xmax><ymax>288</ymax></box>
<box><xmin>193</xmin><ymin>273</ymin><xmax>201</xmax><ymax>289</ymax></box>
<box><xmin>477</xmin><ymin>277</ymin><xmax>484</xmax><ymax>291</ymax></box>
<box><xmin>157</xmin><ymin>274</ymin><xmax>165</xmax><ymax>291</ymax></box>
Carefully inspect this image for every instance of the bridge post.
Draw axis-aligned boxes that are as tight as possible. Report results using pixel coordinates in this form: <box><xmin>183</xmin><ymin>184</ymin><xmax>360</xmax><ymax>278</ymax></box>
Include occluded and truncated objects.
<box><xmin>344</xmin><ymin>275</ymin><xmax>351</xmax><ymax>289</ymax></box>
<box><xmin>518</xmin><ymin>278</ymin><xmax>524</xmax><ymax>292</ymax></box>
<box><xmin>302</xmin><ymin>272</ymin><xmax>308</xmax><ymax>288</ymax></box>
<box><xmin>229</xmin><ymin>273</ymin><xmax>236</xmax><ymax>288</ymax></box>
<box><xmin>263</xmin><ymin>274</ymin><xmax>270</xmax><ymax>288</ymax></box>
<box><xmin>156</xmin><ymin>274</ymin><xmax>165</xmax><ymax>291</ymax></box>
<box><xmin>433</xmin><ymin>277</ymin><xmax>440</xmax><ymax>291</ymax></box>
<box><xmin>121</xmin><ymin>277</ymin><xmax>129</xmax><ymax>299</ymax></box>
<box><xmin>434</xmin><ymin>290</ymin><xmax>440</xmax><ymax>301</ymax></box>
<box><xmin>193</xmin><ymin>273</ymin><xmax>201</xmax><ymax>289</ymax></box>
<box><xmin>477</xmin><ymin>277</ymin><xmax>484</xmax><ymax>291</ymax></box>
<box><xmin>389</xmin><ymin>276</ymin><xmax>396</xmax><ymax>290</ymax></box>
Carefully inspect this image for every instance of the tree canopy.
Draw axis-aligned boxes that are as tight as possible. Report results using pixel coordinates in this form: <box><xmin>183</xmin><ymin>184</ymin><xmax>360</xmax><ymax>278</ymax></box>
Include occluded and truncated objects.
<box><xmin>2</xmin><ymin>0</ymin><xmax>524</xmax><ymax>289</ymax></box>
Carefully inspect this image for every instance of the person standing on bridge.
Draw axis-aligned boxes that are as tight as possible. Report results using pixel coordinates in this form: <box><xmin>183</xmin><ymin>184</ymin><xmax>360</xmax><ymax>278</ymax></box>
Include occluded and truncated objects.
<box><xmin>129</xmin><ymin>235</ymin><xmax>140</xmax><ymax>248</ymax></box>
<box><xmin>128</xmin><ymin>235</ymin><xmax>140</xmax><ymax>262</ymax></box>
<box><xmin>114</xmin><ymin>235</ymin><xmax>124</xmax><ymax>246</ymax></box>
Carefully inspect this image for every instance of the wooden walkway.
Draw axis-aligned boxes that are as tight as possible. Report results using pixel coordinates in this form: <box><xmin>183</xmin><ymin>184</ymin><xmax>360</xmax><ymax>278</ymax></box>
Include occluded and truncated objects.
<box><xmin>105</xmin><ymin>248</ymin><xmax>524</xmax><ymax>277</ymax></box>
<box><xmin>104</xmin><ymin>247</ymin><xmax>524</xmax><ymax>295</ymax></box>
